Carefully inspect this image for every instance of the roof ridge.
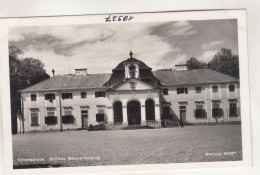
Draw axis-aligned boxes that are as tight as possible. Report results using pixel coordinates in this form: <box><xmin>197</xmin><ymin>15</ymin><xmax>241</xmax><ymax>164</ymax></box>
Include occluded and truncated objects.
<box><xmin>153</xmin><ymin>69</ymin><xmax>207</xmax><ymax>72</ymax></box>
<box><xmin>63</xmin><ymin>73</ymin><xmax>112</xmax><ymax>76</ymax></box>
<box><xmin>207</xmin><ymin>69</ymin><xmax>239</xmax><ymax>80</ymax></box>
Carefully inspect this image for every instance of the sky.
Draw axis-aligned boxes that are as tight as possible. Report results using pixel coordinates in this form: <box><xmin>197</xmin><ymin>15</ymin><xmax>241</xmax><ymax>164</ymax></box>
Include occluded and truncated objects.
<box><xmin>9</xmin><ymin>19</ymin><xmax>238</xmax><ymax>76</ymax></box>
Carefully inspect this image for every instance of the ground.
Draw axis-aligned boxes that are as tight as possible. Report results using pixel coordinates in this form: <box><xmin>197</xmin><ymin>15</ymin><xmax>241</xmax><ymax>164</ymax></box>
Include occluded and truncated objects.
<box><xmin>12</xmin><ymin>125</ymin><xmax>242</xmax><ymax>168</ymax></box>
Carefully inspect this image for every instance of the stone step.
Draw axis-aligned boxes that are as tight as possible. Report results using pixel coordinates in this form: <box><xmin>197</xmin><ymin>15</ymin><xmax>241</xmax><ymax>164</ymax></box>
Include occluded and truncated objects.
<box><xmin>122</xmin><ymin>125</ymin><xmax>154</xmax><ymax>130</ymax></box>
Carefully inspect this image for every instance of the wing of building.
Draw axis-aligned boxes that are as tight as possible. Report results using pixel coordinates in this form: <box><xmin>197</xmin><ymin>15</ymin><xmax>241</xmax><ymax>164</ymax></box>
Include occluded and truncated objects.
<box><xmin>19</xmin><ymin>52</ymin><xmax>240</xmax><ymax>133</ymax></box>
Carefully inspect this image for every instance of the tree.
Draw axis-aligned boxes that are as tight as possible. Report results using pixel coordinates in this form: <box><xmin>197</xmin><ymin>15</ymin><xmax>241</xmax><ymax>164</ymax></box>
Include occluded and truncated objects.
<box><xmin>208</xmin><ymin>48</ymin><xmax>239</xmax><ymax>78</ymax></box>
<box><xmin>9</xmin><ymin>45</ymin><xmax>50</xmax><ymax>134</ymax></box>
<box><xmin>186</xmin><ymin>57</ymin><xmax>207</xmax><ymax>70</ymax></box>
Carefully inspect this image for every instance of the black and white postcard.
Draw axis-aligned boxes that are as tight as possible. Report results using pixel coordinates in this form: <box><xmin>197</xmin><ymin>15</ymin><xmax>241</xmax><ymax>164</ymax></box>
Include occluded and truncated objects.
<box><xmin>0</xmin><ymin>10</ymin><xmax>251</xmax><ymax>175</ymax></box>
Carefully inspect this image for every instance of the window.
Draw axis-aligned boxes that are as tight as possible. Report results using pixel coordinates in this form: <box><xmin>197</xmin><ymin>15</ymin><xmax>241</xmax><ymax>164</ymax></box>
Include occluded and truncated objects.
<box><xmin>30</xmin><ymin>109</ymin><xmax>39</xmax><ymax>126</ymax></box>
<box><xmin>180</xmin><ymin>106</ymin><xmax>186</xmax><ymax>110</ymax></box>
<box><xmin>229</xmin><ymin>100</ymin><xmax>238</xmax><ymax>117</ymax></box>
<box><xmin>62</xmin><ymin>115</ymin><xmax>74</xmax><ymax>124</ymax></box>
<box><xmin>62</xmin><ymin>107</ymin><xmax>74</xmax><ymax>124</ymax></box>
<box><xmin>177</xmin><ymin>87</ymin><xmax>188</xmax><ymax>94</ymax></box>
<box><xmin>45</xmin><ymin>117</ymin><xmax>57</xmax><ymax>125</ymax></box>
<box><xmin>64</xmin><ymin>110</ymin><xmax>72</xmax><ymax>116</ymax></box>
<box><xmin>212</xmin><ymin>101</ymin><xmax>223</xmax><ymax>118</ymax></box>
<box><xmin>81</xmin><ymin>110</ymin><xmax>88</xmax><ymax>114</ymax></box>
<box><xmin>47</xmin><ymin>108</ymin><xmax>55</xmax><ymax>116</ymax></box>
<box><xmin>196</xmin><ymin>87</ymin><xmax>201</xmax><ymax>93</ymax></box>
<box><xmin>229</xmin><ymin>85</ymin><xmax>235</xmax><ymax>92</ymax></box>
<box><xmin>194</xmin><ymin>102</ymin><xmax>206</xmax><ymax>118</ymax></box>
<box><xmin>45</xmin><ymin>108</ymin><xmax>57</xmax><ymax>125</ymax></box>
<box><xmin>162</xmin><ymin>89</ymin><xmax>168</xmax><ymax>95</ymax></box>
<box><xmin>45</xmin><ymin>93</ymin><xmax>55</xmax><ymax>101</ymax></box>
<box><xmin>212</xmin><ymin>85</ymin><xmax>218</xmax><ymax>92</ymax></box>
<box><xmin>96</xmin><ymin>109</ymin><xmax>105</xmax><ymax>121</ymax></box>
<box><xmin>62</xmin><ymin>93</ymin><xmax>73</xmax><ymax>99</ymax></box>
<box><xmin>81</xmin><ymin>92</ymin><xmax>87</xmax><ymax>98</ymax></box>
<box><xmin>129</xmin><ymin>64</ymin><xmax>136</xmax><ymax>78</ymax></box>
<box><xmin>31</xmin><ymin>94</ymin><xmax>37</xmax><ymax>101</ymax></box>
<box><xmin>95</xmin><ymin>91</ymin><xmax>106</xmax><ymax>98</ymax></box>
<box><xmin>47</xmin><ymin>111</ymin><xmax>55</xmax><ymax>116</ymax></box>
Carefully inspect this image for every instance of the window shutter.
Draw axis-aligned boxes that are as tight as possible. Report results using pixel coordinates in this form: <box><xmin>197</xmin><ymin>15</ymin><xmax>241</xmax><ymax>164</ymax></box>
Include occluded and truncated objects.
<box><xmin>54</xmin><ymin>117</ymin><xmax>57</xmax><ymax>123</ymax></box>
<box><xmin>185</xmin><ymin>88</ymin><xmax>188</xmax><ymax>94</ymax></box>
<box><xmin>203</xmin><ymin>110</ymin><xmax>206</xmax><ymax>118</ymax></box>
<box><xmin>96</xmin><ymin>114</ymin><xmax>105</xmax><ymax>121</ymax></box>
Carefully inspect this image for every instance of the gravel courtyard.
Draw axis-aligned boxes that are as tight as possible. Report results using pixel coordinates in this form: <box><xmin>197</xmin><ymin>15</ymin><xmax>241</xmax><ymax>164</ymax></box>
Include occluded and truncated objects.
<box><xmin>12</xmin><ymin>125</ymin><xmax>242</xmax><ymax>168</ymax></box>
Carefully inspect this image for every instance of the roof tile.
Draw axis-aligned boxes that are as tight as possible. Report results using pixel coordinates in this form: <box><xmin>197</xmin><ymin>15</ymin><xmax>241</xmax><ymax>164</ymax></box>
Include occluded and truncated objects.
<box><xmin>153</xmin><ymin>69</ymin><xmax>239</xmax><ymax>85</ymax></box>
<box><xmin>22</xmin><ymin>74</ymin><xmax>111</xmax><ymax>92</ymax></box>
<box><xmin>21</xmin><ymin>69</ymin><xmax>239</xmax><ymax>92</ymax></box>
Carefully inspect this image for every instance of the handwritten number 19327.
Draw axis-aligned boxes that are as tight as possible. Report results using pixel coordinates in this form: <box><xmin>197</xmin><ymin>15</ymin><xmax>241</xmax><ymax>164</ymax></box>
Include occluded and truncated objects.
<box><xmin>105</xmin><ymin>15</ymin><xmax>134</xmax><ymax>22</ymax></box>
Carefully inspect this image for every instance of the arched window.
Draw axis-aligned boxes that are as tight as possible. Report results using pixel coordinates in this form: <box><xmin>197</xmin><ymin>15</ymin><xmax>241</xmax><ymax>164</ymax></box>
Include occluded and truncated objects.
<box><xmin>113</xmin><ymin>101</ymin><xmax>123</xmax><ymax>124</ymax></box>
<box><xmin>145</xmin><ymin>99</ymin><xmax>155</xmax><ymax>120</ymax></box>
<box><xmin>129</xmin><ymin>64</ymin><xmax>136</xmax><ymax>77</ymax></box>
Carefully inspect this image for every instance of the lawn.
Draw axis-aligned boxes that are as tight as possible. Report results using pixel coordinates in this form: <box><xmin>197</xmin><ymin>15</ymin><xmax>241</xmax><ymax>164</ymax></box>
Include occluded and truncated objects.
<box><xmin>12</xmin><ymin>125</ymin><xmax>242</xmax><ymax>168</ymax></box>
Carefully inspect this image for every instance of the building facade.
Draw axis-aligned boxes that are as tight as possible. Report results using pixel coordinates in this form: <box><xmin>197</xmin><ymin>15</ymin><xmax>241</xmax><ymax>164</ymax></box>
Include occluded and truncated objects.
<box><xmin>18</xmin><ymin>52</ymin><xmax>240</xmax><ymax>133</ymax></box>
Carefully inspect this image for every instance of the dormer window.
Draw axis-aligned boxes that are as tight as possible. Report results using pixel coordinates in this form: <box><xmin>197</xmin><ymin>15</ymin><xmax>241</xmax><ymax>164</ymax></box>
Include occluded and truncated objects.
<box><xmin>229</xmin><ymin>85</ymin><xmax>235</xmax><ymax>92</ymax></box>
<box><xmin>129</xmin><ymin>64</ymin><xmax>136</xmax><ymax>78</ymax></box>
<box><xmin>45</xmin><ymin>93</ymin><xmax>55</xmax><ymax>101</ymax></box>
<box><xmin>124</xmin><ymin>51</ymin><xmax>140</xmax><ymax>79</ymax></box>
<box><xmin>31</xmin><ymin>94</ymin><xmax>37</xmax><ymax>101</ymax></box>
<box><xmin>212</xmin><ymin>85</ymin><xmax>218</xmax><ymax>92</ymax></box>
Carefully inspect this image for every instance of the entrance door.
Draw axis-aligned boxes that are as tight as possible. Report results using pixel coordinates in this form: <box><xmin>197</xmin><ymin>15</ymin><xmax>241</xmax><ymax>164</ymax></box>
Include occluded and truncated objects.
<box><xmin>180</xmin><ymin>106</ymin><xmax>186</xmax><ymax>126</ymax></box>
<box><xmin>127</xmin><ymin>101</ymin><xmax>141</xmax><ymax>125</ymax></box>
<box><xmin>81</xmin><ymin>110</ymin><xmax>88</xmax><ymax>128</ymax></box>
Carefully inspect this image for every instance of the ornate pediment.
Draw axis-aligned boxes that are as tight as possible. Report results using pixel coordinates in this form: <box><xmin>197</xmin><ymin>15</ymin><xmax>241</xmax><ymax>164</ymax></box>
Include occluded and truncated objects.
<box><xmin>129</xmin><ymin>81</ymin><xmax>137</xmax><ymax>90</ymax></box>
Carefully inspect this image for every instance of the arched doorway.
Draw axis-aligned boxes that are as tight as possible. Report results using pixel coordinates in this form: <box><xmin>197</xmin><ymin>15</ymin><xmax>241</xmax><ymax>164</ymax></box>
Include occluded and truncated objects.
<box><xmin>127</xmin><ymin>101</ymin><xmax>141</xmax><ymax>125</ymax></box>
<box><xmin>113</xmin><ymin>101</ymin><xmax>123</xmax><ymax>124</ymax></box>
<box><xmin>145</xmin><ymin>99</ymin><xmax>155</xmax><ymax>120</ymax></box>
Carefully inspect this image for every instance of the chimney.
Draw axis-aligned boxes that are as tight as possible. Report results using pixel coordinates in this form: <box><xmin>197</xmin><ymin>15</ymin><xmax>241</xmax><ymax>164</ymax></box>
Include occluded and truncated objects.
<box><xmin>75</xmin><ymin>68</ymin><xmax>88</xmax><ymax>75</ymax></box>
<box><xmin>174</xmin><ymin>64</ymin><xmax>188</xmax><ymax>71</ymax></box>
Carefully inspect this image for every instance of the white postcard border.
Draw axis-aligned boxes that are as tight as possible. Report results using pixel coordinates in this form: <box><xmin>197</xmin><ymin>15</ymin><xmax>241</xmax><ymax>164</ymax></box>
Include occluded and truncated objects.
<box><xmin>0</xmin><ymin>9</ymin><xmax>251</xmax><ymax>175</ymax></box>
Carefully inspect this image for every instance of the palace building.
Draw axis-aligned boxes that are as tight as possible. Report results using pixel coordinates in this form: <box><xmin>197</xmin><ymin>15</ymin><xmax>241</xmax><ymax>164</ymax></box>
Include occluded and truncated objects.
<box><xmin>18</xmin><ymin>52</ymin><xmax>241</xmax><ymax>133</ymax></box>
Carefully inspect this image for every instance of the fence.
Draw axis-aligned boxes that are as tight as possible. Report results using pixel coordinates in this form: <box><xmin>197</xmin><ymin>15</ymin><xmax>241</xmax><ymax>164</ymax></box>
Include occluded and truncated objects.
<box><xmin>88</xmin><ymin>123</ymin><xmax>106</xmax><ymax>131</ymax></box>
<box><xmin>161</xmin><ymin>120</ymin><xmax>180</xmax><ymax>127</ymax></box>
<box><xmin>114</xmin><ymin>119</ymin><xmax>123</xmax><ymax>125</ymax></box>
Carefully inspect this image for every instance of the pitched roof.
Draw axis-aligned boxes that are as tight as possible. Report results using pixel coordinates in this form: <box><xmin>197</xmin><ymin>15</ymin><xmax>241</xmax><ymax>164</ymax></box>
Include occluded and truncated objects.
<box><xmin>21</xmin><ymin>69</ymin><xmax>239</xmax><ymax>92</ymax></box>
<box><xmin>153</xmin><ymin>69</ymin><xmax>239</xmax><ymax>86</ymax></box>
<box><xmin>21</xmin><ymin>74</ymin><xmax>111</xmax><ymax>92</ymax></box>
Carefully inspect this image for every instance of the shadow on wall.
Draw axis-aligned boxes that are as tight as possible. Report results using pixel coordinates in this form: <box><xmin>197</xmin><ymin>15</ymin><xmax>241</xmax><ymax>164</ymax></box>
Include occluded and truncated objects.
<box><xmin>160</xmin><ymin>94</ymin><xmax>179</xmax><ymax>122</ymax></box>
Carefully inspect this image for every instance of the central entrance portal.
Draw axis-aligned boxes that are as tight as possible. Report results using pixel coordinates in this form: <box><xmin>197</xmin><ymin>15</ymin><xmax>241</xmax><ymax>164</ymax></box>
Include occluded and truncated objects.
<box><xmin>127</xmin><ymin>101</ymin><xmax>141</xmax><ymax>125</ymax></box>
